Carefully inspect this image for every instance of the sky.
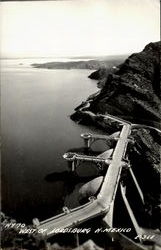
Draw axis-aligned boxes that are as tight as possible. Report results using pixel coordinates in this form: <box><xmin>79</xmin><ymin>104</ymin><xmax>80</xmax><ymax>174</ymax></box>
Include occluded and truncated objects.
<box><xmin>0</xmin><ymin>0</ymin><xmax>160</xmax><ymax>58</ymax></box>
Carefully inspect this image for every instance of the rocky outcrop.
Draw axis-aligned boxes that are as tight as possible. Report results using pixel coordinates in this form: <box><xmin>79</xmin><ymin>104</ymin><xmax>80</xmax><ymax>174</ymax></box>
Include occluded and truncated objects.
<box><xmin>71</xmin><ymin>42</ymin><xmax>161</xmax><ymax>230</ymax></box>
<box><xmin>88</xmin><ymin>66</ymin><xmax>119</xmax><ymax>88</ymax></box>
<box><xmin>88</xmin><ymin>67</ymin><xmax>111</xmax><ymax>80</ymax></box>
<box><xmin>72</xmin><ymin>42</ymin><xmax>161</xmax><ymax>127</ymax></box>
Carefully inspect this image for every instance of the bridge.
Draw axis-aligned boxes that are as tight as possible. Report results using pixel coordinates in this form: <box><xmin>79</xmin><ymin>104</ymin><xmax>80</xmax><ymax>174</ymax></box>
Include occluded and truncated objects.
<box><xmin>33</xmin><ymin>113</ymin><xmax>161</xmax><ymax>250</ymax></box>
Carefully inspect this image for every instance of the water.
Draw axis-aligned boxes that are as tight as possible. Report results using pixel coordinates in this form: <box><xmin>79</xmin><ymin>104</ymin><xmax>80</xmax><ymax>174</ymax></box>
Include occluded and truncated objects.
<box><xmin>1</xmin><ymin>59</ymin><xmax>106</xmax><ymax>223</ymax></box>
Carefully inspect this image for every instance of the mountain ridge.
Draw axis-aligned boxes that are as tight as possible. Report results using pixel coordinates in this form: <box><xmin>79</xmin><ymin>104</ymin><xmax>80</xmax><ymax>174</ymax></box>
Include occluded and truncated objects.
<box><xmin>71</xmin><ymin>41</ymin><xmax>161</xmax><ymax>126</ymax></box>
<box><xmin>70</xmin><ymin>42</ymin><xmax>161</xmax><ymax>232</ymax></box>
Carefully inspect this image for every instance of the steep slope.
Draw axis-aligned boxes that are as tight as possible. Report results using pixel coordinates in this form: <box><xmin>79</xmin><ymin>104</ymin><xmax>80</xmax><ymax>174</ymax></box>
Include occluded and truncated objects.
<box><xmin>71</xmin><ymin>42</ymin><xmax>161</xmax><ymax>127</ymax></box>
<box><xmin>71</xmin><ymin>42</ymin><xmax>161</xmax><ymax>230</ymax></box>
<box><xmin>88</xmin><ymin>42</ymin><xmax>160</xmax><ymax>126</ymax></box>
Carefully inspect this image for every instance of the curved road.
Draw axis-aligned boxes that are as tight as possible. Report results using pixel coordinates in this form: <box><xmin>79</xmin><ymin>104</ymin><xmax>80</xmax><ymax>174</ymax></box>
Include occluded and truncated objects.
<box><xmin>35</xmin><ymin>123</ymin><xmax>131</xmax><ymax>238</ymax></box>
<box><xmin>34</xmin><ymin>111</ymin><xmax>161</xmax><ymax>249</ymax></box>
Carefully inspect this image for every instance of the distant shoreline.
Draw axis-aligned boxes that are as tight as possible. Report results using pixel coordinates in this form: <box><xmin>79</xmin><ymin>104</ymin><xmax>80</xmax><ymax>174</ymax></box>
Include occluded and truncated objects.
<box><xmin>31</xmin><ymin>57</ymin><xmax>126</xmax><ymax>70</ymax></box>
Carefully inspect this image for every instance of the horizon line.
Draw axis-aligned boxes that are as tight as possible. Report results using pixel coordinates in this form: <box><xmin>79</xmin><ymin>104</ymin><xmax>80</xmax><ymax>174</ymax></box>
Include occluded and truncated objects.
<box><xmin>1</xmin><ymin>54</ymin><xmax>130</xmax><ymax>60</ymax></box>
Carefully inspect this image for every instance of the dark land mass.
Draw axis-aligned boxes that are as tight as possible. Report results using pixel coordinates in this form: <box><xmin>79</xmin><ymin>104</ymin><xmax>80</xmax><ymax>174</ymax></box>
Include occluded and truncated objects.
<box><xmin>72</xmin><ymin>42</ymin><xmax>161</xmax><ymax>128</ymax></box>
<box><xmin>31</xmin><ymin>56</ymin><xmax>126</xmax><ymax>70</ymax></box>
<box><xmin>71</xmin><ymin>41</ymin><xmax>161</xmax><ymax>232</ymax></box>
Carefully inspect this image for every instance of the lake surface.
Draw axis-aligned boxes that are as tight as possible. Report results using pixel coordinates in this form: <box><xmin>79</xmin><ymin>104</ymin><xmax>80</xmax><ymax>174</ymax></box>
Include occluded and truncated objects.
<box><xmin>1</xmin><ymin>59</ymin><xmax>106</xmax><ymax>223</ymax></box>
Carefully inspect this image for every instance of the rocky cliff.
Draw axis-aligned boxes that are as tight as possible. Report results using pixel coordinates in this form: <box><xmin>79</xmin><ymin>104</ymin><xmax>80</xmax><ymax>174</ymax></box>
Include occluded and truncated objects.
<box><xmin>71</xmin><ymin>41</ymin><xmax>160</xmax><ymax>127</ymax></box>
<box><xmin>84</xmin><ymin>42</ymin><xmax>160</xmax><ymax>126</ymax></box>
<box><xmin>71</xmin><ymin>42</ymin><xmax>161</xmax><ymax>230</ymax></box>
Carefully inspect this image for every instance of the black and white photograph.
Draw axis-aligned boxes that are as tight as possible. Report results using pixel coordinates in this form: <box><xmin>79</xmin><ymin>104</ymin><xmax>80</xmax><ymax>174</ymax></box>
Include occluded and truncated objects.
<box><xmin>0</xmin><ymin>0</ymin><xmax>160</xmax><ymax>249</ymax></box>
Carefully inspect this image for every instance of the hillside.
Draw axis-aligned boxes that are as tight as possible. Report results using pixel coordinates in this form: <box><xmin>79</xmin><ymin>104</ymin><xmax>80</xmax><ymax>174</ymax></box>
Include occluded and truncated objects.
<box><xmin>71</xmin><ymin>42</ymin><xmax>161</xmax><ymax>232</ymax></box>
<box><xmin>31</xmin><ymin>57</ymin><xmax>126</xmax><ymax>70</ymax></box>
<box><xmin>71</xmin><ymin>42</ymin><xmax>161</xmax><ymax>127</ymax></box>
